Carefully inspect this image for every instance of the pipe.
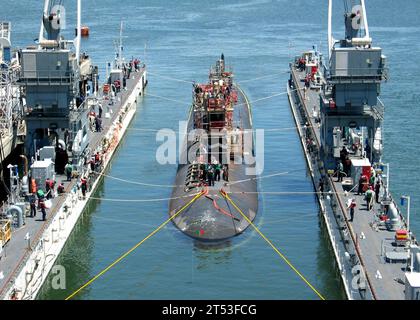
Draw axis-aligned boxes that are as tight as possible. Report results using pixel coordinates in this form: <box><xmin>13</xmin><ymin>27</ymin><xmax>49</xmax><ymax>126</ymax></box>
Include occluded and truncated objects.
<box><xmin>76</xmin><ymin>0</ymin><xmax>81</xmax><ymax>66</ymax></box>
<box><xmin>360</xmin><ymin>0</ymin><xmax>370</xmax><ymax>40</ymax></box>
<box><xmin>327</xmin><ymin>0</ymin><xmax>333</xmax><ymax>61</ymax></box>
<box><xmin>39</xmin><ymin>0</ymin><xmax>50</xmax><ymax>45</ymax></box>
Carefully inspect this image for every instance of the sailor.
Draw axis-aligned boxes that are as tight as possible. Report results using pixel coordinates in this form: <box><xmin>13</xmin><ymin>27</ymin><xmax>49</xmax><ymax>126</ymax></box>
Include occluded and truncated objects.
<box><xmin>95</xmin><ymin>116</ymin><xmax>102</xmax><ymax>132</ymax></box>
<box><xmin>45</xmin><ymin>178</ymin><xmax>51</xmax><ymax>199</ymax></box>
<box><xmin>48</xmin><ymin>179</ymin><xmax>56</xmax><ymax>199</ymax></box>
<box><xmin>30</xmin><ymin>195</ymin><xmax>37</xmax><ymax>218</ymax></box>
<box><xmin>81</xmin><ymin>177</ymin><xmax>88</xmax><ymax>198</ymax></box>
<box><xmin>95</xmin><ymin>152</ymin><xmax>101</xmax><ymax>168</ymax></box>
<box><xmin>336</xmin><ymin>161</ymin><xmax>344</xmax><ymax>182</ymax></box>
<box><xmin>115</xmin><ymin>79</ymin><xmax>121</xmax><ymax>92</ymax></box>
<box><xmin>123</xmin><ymin>76</ymin><xmax>127</xmax><ymax>90</ymax></box>
<box><xmin>207</xmin><ymin>166</ymin><xmax>215</xmax><ymax>187</ymax></box>
<box><xmin>357</xmin><ymin>175</ymin><xmax>364</xmax><ymax>195</ymax></box>
<box><xmin>57</xmin><ymin>182</ymin><xmax>65</xmax><ymax>195</ymax></box>
<box><xmin>64</xmin><ymin>129</ymin><xmax>70</xmax><ymax>146</ymax></box>
<box><xmin>365</xmin><ymin>187</ymin><xmax>374</xmax><ymax>211</ymax></box>
<box><xmin>318</xmin><ymin>178</ymin><xmax>324</xmax><ymax>196</ymax></box>
<box><xmin>39</xmin><ymin>198</ymin><xmax>47</xmax><ymax>221</ymax></box>
<box><xmin>65</xmin><ymin>162</ymin><xmax>73</xmax><ymax>181</ymax></box>
<box><xmin>344</xmin><ymin>155</ymin><xmax>352</xmax><ymax>177</ymax></box>
<box><xmin>214</xmin><ymin>162</ymin><xmax>222</xmax><ymax>182</ymax></box>
<box><xmin>369</xmin><ymin>171</ymin><xmax>376</xmax><ymax>188</ymax></box>
<box><xmin>340</xmin><ymin>146</ymin><xmax>349</xmax><ymax>164</ymax></box>
<box><xmin>222</xmin><ymin>164</ymin><xmax>229</xmax><ymax>182</ymax></box>
<box><xmin>98</xmin><ymin>104</ymin><xmax>103</xmax><ymax>119</ymax></box>
<box><xmin>90</xmin><ymin>156</ymin><xmax>96</xmax><ymax>172</ymax></box>
<box><xmin>348</xmin><ymin>198</ymin><xmax>357</xmax><ymax>222</ymax></box>
<box><xmin>375</xmin><ymin>180</ymin><xmax>381</xmax><ymax>203</ymax></box>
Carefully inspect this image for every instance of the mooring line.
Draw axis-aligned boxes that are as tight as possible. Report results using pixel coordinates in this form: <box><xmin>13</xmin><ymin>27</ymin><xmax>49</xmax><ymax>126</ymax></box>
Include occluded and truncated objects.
<box><xmin>65</xmin><ymin>191</ymin><xmax>204</xmax><ymax>300</ymax></box>
<box><xmin>220</xmin><ymin>190</ymin><xmax>326</xmax><ymax>300</ymax></box>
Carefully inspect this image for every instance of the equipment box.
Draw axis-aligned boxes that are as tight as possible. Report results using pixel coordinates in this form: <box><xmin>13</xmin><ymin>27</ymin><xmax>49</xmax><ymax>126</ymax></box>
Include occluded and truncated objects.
<box><xmin>405</xmin><ymin>272</ymin><xmax>420</xmax><ymax>300</ymax></box>
<box><xmin>30</xmin><ymin>159</ymin><xmax>55</xmax><ymax>190</ymax></box>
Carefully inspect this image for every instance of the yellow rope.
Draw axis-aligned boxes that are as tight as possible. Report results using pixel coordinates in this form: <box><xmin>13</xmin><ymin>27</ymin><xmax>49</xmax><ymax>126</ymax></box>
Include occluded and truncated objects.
<box><xmin>220</xmin><ymin>190</ymin><xmax>326</xmax><ymax>300</ymax></box>
<box><xmin>65</xmin><ymin>191</ymin><xmax>204</xmax><ymax>300</ymax></box>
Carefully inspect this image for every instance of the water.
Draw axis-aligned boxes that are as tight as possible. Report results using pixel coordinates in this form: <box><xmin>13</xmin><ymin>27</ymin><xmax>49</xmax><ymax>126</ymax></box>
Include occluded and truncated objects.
<box><xmin>2</xmin><ymin>0</ymin><xmax>419</xmax><ymax>300</ymax></box>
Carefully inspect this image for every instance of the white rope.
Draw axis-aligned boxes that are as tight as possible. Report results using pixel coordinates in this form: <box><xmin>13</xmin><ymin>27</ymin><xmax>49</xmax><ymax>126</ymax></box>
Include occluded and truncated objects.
<box><xmin>96</xmin><ymin>168</ymin><xmax>303</xmax><ymax>189</ymax></box>
<box><xmin>88</xmin><ymin>193</ymin><xmax>200</xmax><ymax>202</ymax></box>
<box><xmin>227</xmin><ymin>191</ymin><xmax>352</xmax><ymax>196</ymax></box>
<box><xmin>98</xmin><ymin>172</ymin><xmax>183</xmax><ymax>188</ymax></box>
<box><xmin>148</xmin><ymin>70</ymin><xmax>289</xmax><ymax>85</ymax></box>
<box><xmin>144</xmin><ymin>88</ymin><xmax>303</xmax><ymax>110</ymax></box>
<box><xmin>234</xmin><ymin>70</ymin><xmax>289</xmax><ymax>84</ymax></box>
<box><xmin>125</xmin><ymin>123</ymin><xmax>316</xmax><ymax>134</ymax></box>
<box><xmin>227</xmin><ymin>169</ymin><xmax>302</xmax><ymax>186</ymax></box>
<box><xmin>144</xmin><ymin>92</ymin><xmax>190</xmax><ymax>106</ymax></box>
<box><xmin>147</xmin><ymin>71</ymin><xmax>195</xmax><ymax>84</ymax></box>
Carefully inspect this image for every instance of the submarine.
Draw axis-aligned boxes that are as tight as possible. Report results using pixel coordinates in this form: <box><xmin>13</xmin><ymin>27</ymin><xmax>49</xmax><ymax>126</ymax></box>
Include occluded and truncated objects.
<box><xmin>169</xmin><ymin>55</ymin><xmax>258</xmax><ymax>241</ymax></box>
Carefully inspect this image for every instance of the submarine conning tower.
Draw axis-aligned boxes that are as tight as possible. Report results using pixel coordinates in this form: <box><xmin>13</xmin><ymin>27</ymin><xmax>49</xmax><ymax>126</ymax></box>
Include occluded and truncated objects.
<box><xmin>320</xmin><ymin>0</ymin><xmax>388</xmax><ymax>170</ymax></box>
<box><xmin>19</xmin><ymin>0</ymin><xmax>98</xmax><ymax>165</ymax></box>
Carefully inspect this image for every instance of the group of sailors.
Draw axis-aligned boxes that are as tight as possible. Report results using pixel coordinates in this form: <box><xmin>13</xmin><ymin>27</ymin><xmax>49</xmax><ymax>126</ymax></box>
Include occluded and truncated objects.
<box><xmin>116</xmin><ymin>58</ymin><xmax>143</xmax><ymax>92</ymax></box>
<box><xmin>336</xmin><ymin>146</ymin><xmax>352</xmax><ymax>182</ymax></box>
<box><xmin>89</xmin><ymin>108</ymin><xmax>103</xmax><ymax>133</ymax></box>
<box><xmin>296</xmin><ymin>57</ymin><xmax>307</xmax><ymax>72</ymax></box>
<box><xmin>198</xmin><ymin>162</ymin><xmax>229</xmax><ymax>186</ymax></box>
<box><xmin>193</xmin><ymin>81</ymin><xmax>232</xmax><ymax>109</ymax></box>
<box><xmin>26</xmin><ymin>147</ymin><xmax>104</xmax><ymax>223</ymax></box>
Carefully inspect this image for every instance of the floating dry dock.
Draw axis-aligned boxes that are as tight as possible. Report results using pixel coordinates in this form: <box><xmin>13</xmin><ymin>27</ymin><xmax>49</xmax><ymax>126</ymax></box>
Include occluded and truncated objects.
<box><xmin>0</xmin><ymin>1</ymin><xmax>147</xmax><ymax>300</ymax></box>
<box><xmin>287</xmin><ymin>0</ymin><xmax>420</xmax><ymax>300</ymax></box>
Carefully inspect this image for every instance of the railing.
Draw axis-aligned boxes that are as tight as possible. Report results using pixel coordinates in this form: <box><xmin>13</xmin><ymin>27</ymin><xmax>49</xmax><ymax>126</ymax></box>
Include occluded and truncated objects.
<box><xmin>329</xmin><ymin>67</ymin><xmax>388</xmax><ymax>81</ymax></box>
<box><xmin>19</xmin><ymin>70</ymin><xmax>74</xmax><ymax>85</ymax></box>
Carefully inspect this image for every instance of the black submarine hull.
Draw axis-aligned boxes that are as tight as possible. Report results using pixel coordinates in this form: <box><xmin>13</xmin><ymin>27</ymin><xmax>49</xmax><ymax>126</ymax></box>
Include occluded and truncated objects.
<box><xmin>169</xmin><ymin>85</ymin><xmax>258</xmax><ymax>241</ymax></box>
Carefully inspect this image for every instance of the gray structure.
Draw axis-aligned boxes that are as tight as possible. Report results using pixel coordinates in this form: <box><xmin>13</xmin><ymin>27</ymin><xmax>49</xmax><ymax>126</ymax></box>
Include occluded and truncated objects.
<box><xmin>20</xmin><ymin>0</ymin><xmax>98</xmax><ymax>165</ymax></box>
<box><xmin>320</xmin><ymin>0</ymin><xmax>388</xmax><ymax>169</ymax></box>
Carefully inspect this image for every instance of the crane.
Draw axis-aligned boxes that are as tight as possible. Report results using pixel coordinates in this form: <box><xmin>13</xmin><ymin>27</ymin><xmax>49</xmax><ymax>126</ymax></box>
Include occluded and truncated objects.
<box><xmin>38</xmin><ymin>0</ymin><xmax>82</xmax><ymax>65</ymax></box>
<box><xmin>328</xmin><ymin>0</ymin><xmax>371</xmax><ymax>61</ymax></box>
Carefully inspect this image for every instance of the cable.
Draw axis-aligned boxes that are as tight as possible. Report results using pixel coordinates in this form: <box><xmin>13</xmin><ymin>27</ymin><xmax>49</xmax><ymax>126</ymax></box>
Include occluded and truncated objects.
<box><xmin>220</xmin><ymin>190</ymin><xmax>326</xmax><ymax>300</ymax></box>
<box><xmin>144</xmin><ymin>92</ymin><xmax>190</xmax><ymax>106</ymax></box>
<box><xmin>125</xmin><ymin>123</ymin><xmax>316</xmax><ymax>134</ymax></box>
<box><xmin>234</xmin><ymin>71</ymin><xmax>288</xmax><ymax>84</ymax></box>
<box><xmin>98</xmin><ymin>172</ymin><xmax>183</xmax><ymax>188</ymax></box>
<box><xmin>95</xmin><ymin>168</ymin><xmax>303</xmax><ymax>190</ymax></box>
<box><xmin>227</xmin><ymin>169</ymin><xmax>302</xmax><ymax>186</ymax></box>
<box><xmin>148</xmin><ymin>70</ymin><xmax>289</xmax><ymax>85</ymax></box>
<box><xmin>64</xmin><ymin>190</ymin><xmax>204</xmax><ymax>300</ymax></box>
<box><xmin>147</xmin><ymin>71</ymin><xmax>195</xmax><ymax>84</ymax></box>
<box><xmin>143</xmin><ymin>88</ymin><xmax>304</xmax><ymax>110</ymax></box>
<box><xmin>87</xmin><ymin>193</ymin><xmax>200</xmax><ymax>202</ymax></box>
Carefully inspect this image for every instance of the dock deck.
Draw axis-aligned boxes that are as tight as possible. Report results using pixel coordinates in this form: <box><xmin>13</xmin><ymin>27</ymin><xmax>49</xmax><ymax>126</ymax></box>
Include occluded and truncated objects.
<box><xmin>0</xmin><ymin>68</ymin><xmax>146</xmax><ymax>299</ymax></box>
<box><xmin>288</xmin><ymin>66</ymin><xmax>410</xmax><ymax>300</ymax></box>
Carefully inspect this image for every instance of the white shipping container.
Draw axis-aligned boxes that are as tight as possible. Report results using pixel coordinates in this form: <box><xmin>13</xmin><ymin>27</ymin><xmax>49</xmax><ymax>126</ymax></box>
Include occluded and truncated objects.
<box><xmin>30</xmin><ymin>159</ymin><xmax>55</xmax><ymax>190</ymax></box>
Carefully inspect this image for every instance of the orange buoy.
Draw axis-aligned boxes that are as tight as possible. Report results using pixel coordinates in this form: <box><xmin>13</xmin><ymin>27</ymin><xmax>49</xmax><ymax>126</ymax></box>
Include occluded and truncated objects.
<box><xmin>75</xmin><ymin>26</ymin><xmax>90</xmax><ymax>37</ymax></box>
<box><xmin>103</xmin><ymin>84</ymin><xmax>110</xmax><ymax>94</ymax></box>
